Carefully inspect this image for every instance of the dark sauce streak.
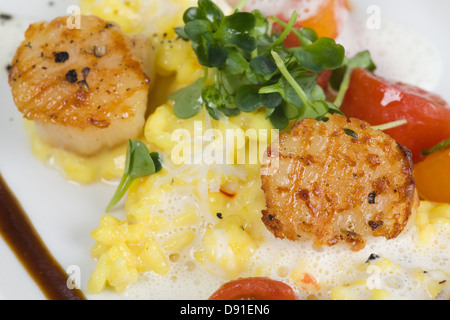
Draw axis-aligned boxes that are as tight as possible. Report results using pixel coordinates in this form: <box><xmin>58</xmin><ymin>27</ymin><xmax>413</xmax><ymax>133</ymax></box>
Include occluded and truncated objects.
<box><xmin>0</xmin><ymin>174</ymin><xmax>86</xmax><ymax>300</ymax></box>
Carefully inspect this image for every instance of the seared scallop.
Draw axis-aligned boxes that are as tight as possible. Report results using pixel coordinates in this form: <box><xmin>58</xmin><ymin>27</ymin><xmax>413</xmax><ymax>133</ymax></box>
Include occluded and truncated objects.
<box><xmin>8</xmin><ymin>15</ymin><xmax>153</xmax><ymax>156</ymax></box>
<box><xmin>261</xmin><ymin>114</ymin><xmax>418</xmax><ymax>251</ymax></box>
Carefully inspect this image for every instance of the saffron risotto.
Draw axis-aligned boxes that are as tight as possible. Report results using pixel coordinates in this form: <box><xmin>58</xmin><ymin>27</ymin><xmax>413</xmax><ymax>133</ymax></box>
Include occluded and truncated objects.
<box><xmin>28</xmin><ymin>0</ymin><xmax>450</xmax><ymax>299</ymax></box>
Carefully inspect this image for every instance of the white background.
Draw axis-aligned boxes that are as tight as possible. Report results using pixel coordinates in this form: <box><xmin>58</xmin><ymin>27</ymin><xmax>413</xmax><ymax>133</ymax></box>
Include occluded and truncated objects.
<box><xmin>0</xmin><ymin>0</ymin><xmax>448</xmax><ymax>299</ymax></box>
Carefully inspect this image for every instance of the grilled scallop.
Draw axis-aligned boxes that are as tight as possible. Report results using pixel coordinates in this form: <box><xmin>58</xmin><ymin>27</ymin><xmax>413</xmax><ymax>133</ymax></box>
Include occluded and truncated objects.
<box><xmin>8</xmin><ymin>15</ymin><xmax>153</xmax><ymax>156</ymax></box>
<box><xmin>261</xmin><ymin>114</ymin><xmax>418</xmax><ymax>251</ymax></box>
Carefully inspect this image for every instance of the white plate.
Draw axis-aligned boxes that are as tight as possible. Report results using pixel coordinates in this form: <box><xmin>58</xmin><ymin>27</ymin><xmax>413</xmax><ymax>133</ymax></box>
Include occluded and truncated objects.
<box><xmin>0</xmin><ymin>0</ymin><xmax>448</xmax><ymax>300</ymax></box>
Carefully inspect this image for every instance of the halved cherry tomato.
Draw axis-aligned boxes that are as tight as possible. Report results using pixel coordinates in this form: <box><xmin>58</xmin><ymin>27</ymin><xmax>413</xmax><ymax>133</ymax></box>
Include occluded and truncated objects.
<box><xmin>208</xmin><ymin>277</ymin><xmax>297</xmax><ymax>300</ymax></box>
<box><xmin>340</xmin><ymin>68</ymin><xmax>450</xmax><ymax>163</ymax></box>
<box><xmin>414</xmin><ymin>148</ymin><xmax>450</xmax><ymax>204</ymax></box>
<box><xmin>275</xmin><ymin>0</ymin><xmax>347</xmax><ymax>40</ymax></box>
<box><xmin>300</xmin><ymin>0</ymin><xmax>346</xmax><ymax>39</ymax></box>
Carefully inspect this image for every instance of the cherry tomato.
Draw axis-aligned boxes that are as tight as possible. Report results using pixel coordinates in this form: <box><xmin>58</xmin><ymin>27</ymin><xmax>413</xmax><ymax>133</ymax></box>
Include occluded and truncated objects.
<box><xmin>300</xmin><ymin>0</ymin><xmax>346</xmax><ymax>39</ymax></box>
<box><xmin>208</xmin><ymin>277</ymin><xmax>297</xmax><ymax>300</ymax></box>
<box><xmin>340</xmin><ymin>68</ymin><xmax>450</xmax><ymax>163</ymax></box>
<box><xmin>276</xmin><ymin>0</ymin><xmax>346</xmax><ymax>40</ymax></box>
<box><xmin>414</xmin><ymin>148</ymin><xmax>450</xmax><ymax>204</ymax></box>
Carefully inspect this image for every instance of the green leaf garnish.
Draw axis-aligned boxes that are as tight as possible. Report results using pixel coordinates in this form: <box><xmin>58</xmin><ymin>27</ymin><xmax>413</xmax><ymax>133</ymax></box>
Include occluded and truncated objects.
<box><xmin>371</xmin><ymin>119</ymin><xmax>407</xmax><ymax>131</ymax></box>
<box><xmin>422</xmin><ymin>137</ymin><xmax>450</xmax><ymax>156</ymax></box>
<box><xmin>106</xmin><ymin>140</ymin><xmax>163</xmax><ymax>212</ymax></box>
<box><xmin>170</xmin><ymin>0</ymin><xmax>370</xmax><ymax>130</ymax></box>
<box><xmin>293</xmin><ymin>37</ymin><xmax>345</xmax><ymax>73</ymax></box>
<box><xmin>343</xmin><ymin>128</ymin><xmax>358</xmax><ymax>139</ymax></box>
<box><xmin>332</xmin><ymin>50</ymin><xmax>376</xmax><ymax>108</ymax></box>
<box><xmin>169</xmin><ymin>78</ymin><xmax>204</xmax><ymax>119</ymax></box>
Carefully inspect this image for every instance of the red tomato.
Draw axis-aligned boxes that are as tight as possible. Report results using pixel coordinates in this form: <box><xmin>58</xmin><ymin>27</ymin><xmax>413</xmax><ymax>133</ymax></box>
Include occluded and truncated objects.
<box><xmin>340</xmin><ymin>68</ymin><xmax>450</xmax><ymax>163</ymax></box>
<box><xmin>208</xmin><ymin>277</ymin><xmax>297</xmax><ymax>300</ymax></box>
<box><xmin>271</xmin><ymin>21</ymin><xmax>303</xmax><ymax>48</ymax></box>
<box><xmin>317</xmin><ymin>69</ymin><xmax>333</xmax><ymax>92</ymax></box>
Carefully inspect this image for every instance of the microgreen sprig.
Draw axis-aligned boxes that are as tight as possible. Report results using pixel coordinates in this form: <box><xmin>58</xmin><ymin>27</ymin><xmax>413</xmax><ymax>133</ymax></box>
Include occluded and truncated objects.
<box><xmin>422</xmin><ymin>137</ymin><xmax>450</xmax><ymax>156</ymax></box>
<box><xmin>106</xmin><ymin>140</ymin><xmax>162</xmax><ymax>212</ymax></box>
<box><xmin>330</xmin><ymin>50</ymin><xmax>376</xmax><ymax>108</ymax></box>
<box><xmin>171</xmin><ymin>0</ymin><xmax>348</xmax><ymax>129</ymax></box>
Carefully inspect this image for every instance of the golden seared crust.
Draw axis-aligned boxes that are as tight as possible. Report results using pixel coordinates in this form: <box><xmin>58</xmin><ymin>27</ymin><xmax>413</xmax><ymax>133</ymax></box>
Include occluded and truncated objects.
<box><xmin>261</xmin><ymin>114</ymin><xmax>417</xmax><ymax>251</ymax></box>
<box><xmin>8</xmin><ymin>15</ymin><xmax>150</xmax><ymax>129</ymax></box>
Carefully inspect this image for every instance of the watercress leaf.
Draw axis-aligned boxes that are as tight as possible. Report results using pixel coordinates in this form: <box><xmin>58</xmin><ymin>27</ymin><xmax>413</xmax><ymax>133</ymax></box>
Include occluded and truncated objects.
<box><xmin>261</xmin><ymin>92</ymin><xmax>283</xmax><ymax>108</ymax></box>
<box><xmin>285</xmin><ymin>73</ymin><xmax>317</xmax><ymax>107</ymax></box>
<box><xmin>245</xmin><ymin>66</ymin><xmax>264</xmax><ymax>85</ymax></box>
<box><xmin>251</xmin><ymin>9</ymin><xmax>269</xmax><ymax>38</ymax></box>
<box><xmin>236</xmin><ymin>85</ymin><xmax>263</xmax><ymax>112</ymax></box>
<box><xmin>228</xmin><ymin>34</ymin><xmax>257</xmax><ymax>53</ymax></box>
<box><xmin>220</xmin><ymin>72</ymin><xmax>249</xmax><ymax>95</ymax></box>
<box><xmin>128</xmin><ymin>140</ymin><xmax>156</xmax><ymax>179</ymax></box>
<box><xmin>329</xmin><ymin>64</ymin><xmax>347</xmax><ymax>91</ymax></box>
<box><xmin>219</xmin><ymin>11</ymin><xmax>256</xmax><ymax>34</ymax></box>
<box><xmin>185</xmin><ymin>19</ymin><xmax>212</xmax><ymax>43</ymax></box>
<box><xmin>123</xmin><ymin>138</ymin><xmax>133</xmax><ymax>174</ymax></box>
<box><xmin>297</xmin><ymin>27</ymin><xmax>318</xmax><ymax>44</ymax></box>
<box><xmin>282</xmin><ymin>102</ymin><xmax>300</xmax><ymax>119</ymax></box>
<box><xmin>347</xmin><ymin>50</ymin><xmax>376</xmax><ymax>71</ymax></box>
<box><xmin>169</xmin><ymin>78</ymin><xmax>204</xmax><ymax>119</ymax></box>
<box><xmin>311</xmin><ymin>100</ymin><xmax>330</xmax><ymax>117</ymax></box>
<box><xmin>249</xmin><ymin>55</ymin><xmax>277</xmax><ymax>78</ymax></box>
<box><xmin>202</xmin><ymin>85</ymin><xmax>223</xmax><ymax>109</ymax></box>
<box><xmin>265</xmin><ymin>107</ymin><xmax>276</xmax><ymax>118</ymax></box>
<box><xmin>294</xmin><ymin>37</ymin><xmax>345</xmax><ymax>72</ymax></box>
<box><xmin>269</xmin><ymin>106</ymin><xmax>289</xmax><ymax>129</ymax></box>
<box><xmin>310</xmin><ymin>84</ymin><xmax>326</xmax><ymax>101</ymax></box>
<box><xmin>219</xmin><ymin>106</ymin><xmax>241</xmax><ymax>117</ymax></box>
<box><xmin>216</xmin><ymin>12</ymin><xmax>257</xmax><ymax>52</ymax></box>
<box><xmin>222</xmin><ymin>94</ymin><xmax>237</xmax><ymax>109</ymax></box>
<box><xmin>106</xmin><ymin>141</ymin><xmax>159</xmax><ymax>212</ymax></box>
<box><xmin>174</xmin><ymin>26</ymin><xmax>189</xmax><ymax>40</ymax></box>
<box><xmin>198</xmin><ymin>0</ymin><xmax>224</xmax><ymax>29</ymax></box>
<box><xmin>192</xmin><ymin>36</ymin><xmax>211</xmax><ymax>67</ymax></box>
<box><xmin>296</xmin><ymin>102</ymin><xmax>322</xmax><ymax>120</ymax></box>
<box><xmin>223</xmin><ymin>47</ymin><xmax>249</xmax><ymax>75</ymax></box>
<box><xmin>206</xmin><ymin>105</ymin><xmax>222</xmax><ymax>120</ymax></box>
<box><xmin>327</xmin><ymin>104</ymin><xmax>345</xmax><ymax>116</ymax></box>
<box><xmin>150</xmin><ymin>152</ymin><xmax>163</xmax><ymax>173</ymax></box>
<box><xmin>208</xmin><ymin>43</ymin><xmax>228</xmax><ymax>68</ymax></box>
<box><xmin>183</xmin><ymin>7</ymin><xmax>203</xmax><ymax>23</ymax></box>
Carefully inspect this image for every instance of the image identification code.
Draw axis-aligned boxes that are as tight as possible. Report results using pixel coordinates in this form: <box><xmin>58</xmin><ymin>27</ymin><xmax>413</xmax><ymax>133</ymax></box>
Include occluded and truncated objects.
<box><xmin>180</xmin><ymin>304</ymin><xmax>270</xmax><ymax>317</ymax></box>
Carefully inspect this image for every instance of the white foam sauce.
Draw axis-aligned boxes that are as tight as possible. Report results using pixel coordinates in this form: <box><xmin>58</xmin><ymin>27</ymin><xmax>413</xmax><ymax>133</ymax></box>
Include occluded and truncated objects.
<box><xmin>336</xmin><ymin>13</ymin><xmax>443</xmax><ymax>91</ymax></box>
<box><xmin>244</xmin><ymin>0</ymin><xmax>323</xmax><ymax>20</ymax></box>
<box><xmin>123</xmin><ymin>184</ymin><xmax>450</xmax><ymax>300</ymax></box>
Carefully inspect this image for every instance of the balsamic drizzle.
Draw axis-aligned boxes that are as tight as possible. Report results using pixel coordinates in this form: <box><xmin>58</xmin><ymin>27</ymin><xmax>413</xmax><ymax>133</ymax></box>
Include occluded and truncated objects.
<box><xmin>0</xmin><ymin>174</ymin><xmax>86</xmax><ymax>300</ymax></box>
